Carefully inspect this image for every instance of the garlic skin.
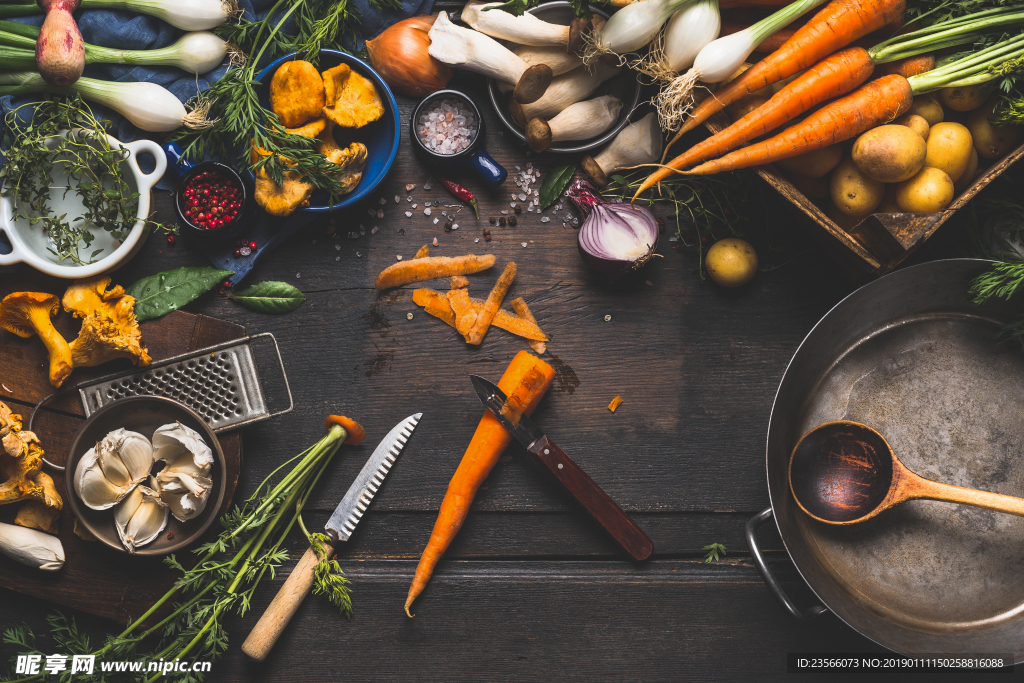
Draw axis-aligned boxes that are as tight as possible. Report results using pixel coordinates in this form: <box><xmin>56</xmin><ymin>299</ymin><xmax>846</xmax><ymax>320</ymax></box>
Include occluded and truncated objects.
<box><xmin>75</xmin><ymin>428</ymin><xmax>155</xmax><ymax>510</ymax></box>
<box><xmin>0</xmin><ymin>521</ymin><xmax>64</xmax><ymax>570</ymax></box>
<box><xmin>114</xmin><ymin>485</ymin><xmax>169</xmax><ymax>553</ymax></box>
<box><xmin>153</xmin><ymin>422</ymin><xmax>214</xmax><ymax>522</ymax></box>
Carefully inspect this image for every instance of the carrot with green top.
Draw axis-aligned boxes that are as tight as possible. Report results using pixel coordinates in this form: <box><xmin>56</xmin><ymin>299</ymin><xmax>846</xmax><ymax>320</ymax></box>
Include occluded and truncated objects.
<box><xmin>405</xmin><ymin>351</ymin><xmax>555</xmax><ymax>616</ymax></box>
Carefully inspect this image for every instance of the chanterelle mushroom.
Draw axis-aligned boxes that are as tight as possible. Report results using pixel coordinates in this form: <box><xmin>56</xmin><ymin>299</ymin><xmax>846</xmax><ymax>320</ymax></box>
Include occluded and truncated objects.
<box><xmin>0</xmin><ymin>292</ymin><xmax>73</xmax><ymax>388</ymax></box>
<box><xmin>63</xmin><ymin>276</ymin><xmax>151</xmax><ymax>368</ymax></box>
<box><xmin>0</xmin><ymin>401</ymin><xmax>62</xmax><ymax>533</ymax></box>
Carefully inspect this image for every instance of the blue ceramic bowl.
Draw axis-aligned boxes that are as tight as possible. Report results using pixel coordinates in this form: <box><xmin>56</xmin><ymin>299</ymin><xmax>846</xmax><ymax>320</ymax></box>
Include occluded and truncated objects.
<box><xmin>253</xmin><ymin>50</ymin><xmax>400</xmax><ymax>212</ymax></box>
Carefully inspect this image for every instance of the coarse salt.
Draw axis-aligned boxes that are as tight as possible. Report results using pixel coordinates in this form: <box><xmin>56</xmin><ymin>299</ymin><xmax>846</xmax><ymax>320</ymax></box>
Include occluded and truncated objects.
<box><xmin>397</xmin><ymin>255</ymin><xmax>403</xmax><ymax>260</ymax></box>
<box><xmin>405</xmin><ymin>211</ymin><xmax>412</xmax><ymax>217</ymax></box>
<box><xmin>416</xmin><ymin>98</ymin><xmax>477</xmax><ymax>155</ymax></box>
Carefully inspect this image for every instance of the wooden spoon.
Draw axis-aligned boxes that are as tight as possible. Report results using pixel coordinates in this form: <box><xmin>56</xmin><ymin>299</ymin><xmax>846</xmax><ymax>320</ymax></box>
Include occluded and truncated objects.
<box><xmin>789</xmin><ymin>420</ymin><xmax>1024</xmax><ymax>525</ymax></box>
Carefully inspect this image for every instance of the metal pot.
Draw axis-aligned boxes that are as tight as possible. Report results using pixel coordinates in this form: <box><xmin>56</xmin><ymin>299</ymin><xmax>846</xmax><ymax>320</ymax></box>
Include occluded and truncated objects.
<box><xmin>748</xmin><ymin>259</ymin><xmax>1024</xmax><ymax>658</ymax></box>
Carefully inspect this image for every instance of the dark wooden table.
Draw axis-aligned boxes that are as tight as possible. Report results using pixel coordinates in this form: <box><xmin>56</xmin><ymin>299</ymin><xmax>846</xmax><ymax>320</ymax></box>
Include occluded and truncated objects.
<box><xmin>0</xmin><ymin>71</ymin><xmax>989</xmax><ymax>682</ymax></box>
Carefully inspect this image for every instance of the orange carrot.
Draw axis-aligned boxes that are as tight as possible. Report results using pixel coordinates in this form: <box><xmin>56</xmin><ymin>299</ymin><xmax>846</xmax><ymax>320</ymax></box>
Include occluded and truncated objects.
<box><xmin>466</xmin><ymin>262</ymin><xmax>517</xmax><ymax>345</ymax></box>
<box><xmin>405</xmin><ymin>351</ymin><xmax>555</xmax><ymax>616</ymax></box>
<box><xmin>684</xmin><ymin>74</ymin><xmax>913</xmax><ymax>175</ymax></box>
<box><xmin>876</xmin><ymin>53</ymin><xmax>934</xmax><ymax>78</ymax></box>
<box><xmin>375</xmin><ymin>254</ymin><xmax>496</xmax><ymax>289</ymax></box>
<box><xmin>719</xmin><ymin>21</ymin><xmax>799</xmax><ymax>53</ymax></box>
<box><xmin>643</xmin><ymin>0</ymin><xmax>906</xmax><ymax>196</ymax></box>
<box><xmin>511</xmin><ymin>297</ymin><xmax>546</xmax><ymax>355</ymax></box>
<box><xmin>659</xmin><ymin>47</ymin><xmax>876</xmax><ymax>174</ymax></box>
<box><xmin>323</xmin><ymin>415</ymin><xmax>366</xmax><ymax>444</ymax></box>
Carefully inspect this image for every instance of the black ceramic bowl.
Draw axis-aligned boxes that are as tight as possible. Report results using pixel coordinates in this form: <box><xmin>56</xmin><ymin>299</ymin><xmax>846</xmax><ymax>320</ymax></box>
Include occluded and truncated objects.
<box><xmin>65</xmin><ymin>396</ymin><xmax>227</xmax><ymax>557</ymax></box>
<box><xmin>173</xmin><ymin>160</ymin><xmax>249</xmax><ymax>240</ymax></box>
<box><xmin>410</xmin><ymin>89</ymin><xmax>507</xmax><ymax>185</ymax></box>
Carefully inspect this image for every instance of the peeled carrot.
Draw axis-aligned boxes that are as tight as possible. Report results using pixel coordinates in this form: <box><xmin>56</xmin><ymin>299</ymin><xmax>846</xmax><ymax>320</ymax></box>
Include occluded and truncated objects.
<box><xmin>405</xmin><ymin>351</ymin><xmax>556</xmax><ymax>616</ymax></box>
<box><xmin>659</xmin><ymin>47</ymin><xmax>876</xmax><ymax>174</ymax></box>
<box><xmin>640</xmin><ymin>0</ymin><xmax>906</xmax><ymax>197</ymax></box>
<box><xmin>684</xmin><ymin>74</ymin><xmax>913</xmax><ymax>175</ymax></box>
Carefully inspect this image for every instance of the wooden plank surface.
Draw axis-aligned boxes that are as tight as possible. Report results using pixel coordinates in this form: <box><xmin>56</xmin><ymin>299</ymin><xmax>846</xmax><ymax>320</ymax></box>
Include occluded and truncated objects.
<box><xmin>0</xmin><ymin>68</ymin><xmax>984</xmax><ymax>680</ymax></box>
<box><xmin>0</xmin><ymin>304</ymin><xmax>246</xmax><ymax>624</ymax></box>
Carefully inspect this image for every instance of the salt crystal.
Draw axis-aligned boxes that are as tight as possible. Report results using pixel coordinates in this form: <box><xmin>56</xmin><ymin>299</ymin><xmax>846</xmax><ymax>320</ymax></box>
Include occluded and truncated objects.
<box><xmin>296</xmin><ymin>273</ymin><xmax>301</xmax><ymax>278</ymax></box>
<box><xmin>519</xmin><ymin>194</ymin><xmax>526</xmax><ymax>201</ymax></box>
<box><xmin>239</xmin><ymin>245</ymin><xmax>252</xmax><ymax>256</ymax></box>
<box><xmin>412</xmin><ymin>204</ymin><xmax>418</xmax><ymax>209</ymax></box>
<box><xmin>510</xmin><ymin>202</ymin><xmax>517</xmax><ymax>208</ymax></box>
<box><xmin>407</xmin><ymin>196</ymin><xmax>412</xmax><ymax>202</ymax></box>
<box><xmin>372</xmin><ymin>226</ymin><xmax>379</xmax><ymax>234</ymax></box>
<box><xmin>335</xmin><ymin>244</ymin><xmax>341</xmax><ymax>251</ymax></box>
<box><xmin>424</xmin><ymin>207</ymin><xmax>431</xmax><ymax>216</ymax></box>
<box><xmin>360</xmin><ymin>226</ymin><xmax>366</xmax><ymax>235</ymax></box>
<box><xmin>433</xmin><ymin>237</ymin><xmax>438</xmax><ymax>246</ymax></box>
<box><xmin>451</xmin><ymin>223</ymin><xmax>459</xmax><ymax>230</ymax></box>
<box><xmin>474</xmin><ymin>238</ymin><xmax>479</xmax><ymax>243</ymax></box>
<box><xmin>501</xmin><ymin>210</ymin><xmax>508</xmax><ymax>215</ymax></box>
<box><xmin>424</xmin><ymin>183</ymin><xmax>432</xmax><ymax>190</ymax></box>
<box><xmin>336</xmin><ymin>256</ymin><xmax>340</xmax><ymax>261</ymax></box>
<box><xmin>396</xmin><ymin>255</ymin><xmax>403</xmax><ymax>261</ymax></box>
<box><xmin>405</xmin><ymin>183</ymin><xmax>416</xmax><ymax>192</ymax></box>
<box><xmin>367</xmin><ymin>209</ymin><xmax>376</xmax><ymax>217</ymax></box>
<box><xmin>405</xmin><ymin>211</ymin><xmax>412</xmax><ymax>217</ymax></box>
<box><xmin>433</xmin><ymin>217</ymin><xmax>439</xmax><ymax>224</ymax></box>
<box><xmin>395</xmin><ymin>195</ymin><xmax>400</xmax><ymax>203</ymax></box>
<box><xmin>668</xmin><ymin>235</ymin><xmax>678</xmax><ymax>242</ymax></box>
<box><xmin>521</xmin><ymin>242</ymin><xmax>528</xmax><ymax>248</ymax></box>
<box><xmin>515</xmin><ymin>165</ymin><xmax>521</xmax><ymax>171</ymax></box>
<box><xmin>379</xmin><ymin>197</ymin><xmax>386</xmax><ymax>205</ymax></box>
<box><xmin>377</xmin><ymin>209</ymin><xmax>384</xmax><ymax>218</ymax></box>
<box><xmin>356</xmin><ymin>252</ymin><xmax>361</xmax><ymax>258</ymax></box>
<box><xmin>541</xmin><ymin>216</ymin><xmax>550</xmax><ymax>223</ymax></box>
<box><xmin>424</xmin><ymin>201</ymin><xmax>431</xmax><ymax>206</ymax></box>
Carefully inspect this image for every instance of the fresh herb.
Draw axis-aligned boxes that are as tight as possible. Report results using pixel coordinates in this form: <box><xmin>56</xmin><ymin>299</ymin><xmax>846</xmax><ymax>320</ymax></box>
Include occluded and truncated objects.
<box><xmin>229</xmin><ymin>280</ymin><xmax>307</xmax><ymax>313</ymax></box>
<box><xmin>0</xmin><ymin>97</ymin><xmax>176</xmax><ymax>265</ymax></box>
<box><xmin>125</xmin><ymin>266</ymin><xmax>233</xmax><ymax>321</ymax></box>
<box><xmin>3</xmin><ymin>424</ymin><xmax>355</xmax><ymax>683</ymax></box>
<box><xmin>539</xmin><ymin>163</ymin><xmax>577</xmax><ymax>210</ymax></box>
<box><xmin>703</xmin><ymin>542</ymin><xmax>727</xmax><ymax>563</ymax></box>
<box><xmin>484</xmin><ymin>0</ymin><xmax>594</xmax><ymax>17</ymax></box>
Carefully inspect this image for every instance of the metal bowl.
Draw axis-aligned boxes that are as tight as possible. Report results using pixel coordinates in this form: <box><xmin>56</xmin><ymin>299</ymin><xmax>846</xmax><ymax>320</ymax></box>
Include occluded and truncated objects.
<box><xmin>65</xmin><ymin>396</ymin><xmax>227</xmax><ymax>557</ymax></box>
<box><xmin>486</xmin><ymin>2</ymin><xmax>641</xmax><ymax>154</ymax></box>
<box><xmin>252</xmin><ymin>49</ymin><xmax>401</xmax><ymax>212</ymax></box>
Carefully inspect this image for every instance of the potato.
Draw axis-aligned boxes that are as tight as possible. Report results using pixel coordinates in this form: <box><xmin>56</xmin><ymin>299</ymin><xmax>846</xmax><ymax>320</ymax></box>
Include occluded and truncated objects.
<box><xmin>776</xmin><ymin>144</ymin><xmax>843</xmax><ymax>179</ymax></box>
<box><xmin>924</xmin><ymin>122</ymin><xmax>973</xmax><ymax>182</ymax></box>
<box><xmin>783</xmin><ymin>171</ymin><xmax>829</xmax><ymax>203</ymax></box>
<box><xmin>830</xmin><ymin>157</ymin><xmax>884</xmax><ymax>217</ymax></box>
<box><xmin>967</xmin><ymin>102</ymin><xmax>1022</xmax><ymax>159</ymax></box>
<box><xmin>877</xmin><ymin>185</ymin><xmax>902</xmax><ymax>213</ymax></box>
<box><xmin>908</xmin><ymin>95</ymin><xmax>944</xmax><ymax>126</ymax></box>
<box><xmin>826</xmin><ymin>201</ymin><xmax>862</xmax><ymax>230</ymax></box>
<box><xmin>852</xmin><ymin>124</ymin><xmax>926</xmax><ymax>183</ymax></box>
<box><xmin>270</xmin><ymin>60</ymin><xmax>326</xmax><ymax>128</ymax></box>
<box><xmin>894</xmin><ymin>113</ymin><xmax>929</xmax><ymax>140</ymax></box>
<box><xmin>952</xmin><ymin>147</ymin><xmax>979</xmax><ymax>195</ymax></box>
<box><xmin>705</xmin><ymin>238</ymin><xmax>758</xmax><ymax>288</ymax></box>
<box><xmin>896</xmin><ymin>167</ymin><xmax>954</xmax><ymax>213</ymax></box>
<box><xmin>938</xmin><ymin>84</ymin><xmax>991</xmax><ymax>112</ymax></box>
<box><xmin>726</xmin><ymin>95</ymin><xmax>769</xmax><ymax>122</ymax></box>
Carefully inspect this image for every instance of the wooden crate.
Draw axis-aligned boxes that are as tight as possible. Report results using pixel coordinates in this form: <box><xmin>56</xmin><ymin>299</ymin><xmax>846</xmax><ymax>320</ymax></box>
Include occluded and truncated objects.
<box><xmin>706</xmin><ymin>114</ymin><xmax>1024</xmax><ymax>275</ymax></box>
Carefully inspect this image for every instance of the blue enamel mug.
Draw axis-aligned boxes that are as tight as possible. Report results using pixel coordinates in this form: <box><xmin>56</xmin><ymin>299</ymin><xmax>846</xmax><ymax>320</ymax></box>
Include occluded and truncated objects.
<box><xmin>410</xmin><ymin>89</ymin><xmax>506</xmax><ymax>186</ymax></box>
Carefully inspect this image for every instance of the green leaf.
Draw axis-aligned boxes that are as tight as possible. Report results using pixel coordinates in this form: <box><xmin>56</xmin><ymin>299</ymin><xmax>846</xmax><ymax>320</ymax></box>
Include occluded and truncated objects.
<box><xmin>125</xmin><ymin>266</ymin><xmax>233</xmax><ymax>322</ymax></box>
<box><xmin>539</xmin><ymin>164</ymin><xmax>576</xmax><ymax>210</ymax></box>
<box><xmin>229</xmin><ymin>281</ymin><xmax>307</xmax><ymax>314</ymax></box>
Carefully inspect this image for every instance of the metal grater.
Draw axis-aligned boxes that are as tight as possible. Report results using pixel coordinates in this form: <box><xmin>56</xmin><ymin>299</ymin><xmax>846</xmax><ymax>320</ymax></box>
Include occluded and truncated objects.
<box><xmin>77</xmin><ymin>333</ymin><xmax>293</xmax><ymax>432</ymax></box>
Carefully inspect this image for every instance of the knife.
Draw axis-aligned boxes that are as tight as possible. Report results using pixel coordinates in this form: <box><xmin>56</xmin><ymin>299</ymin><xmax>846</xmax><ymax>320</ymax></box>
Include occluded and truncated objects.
<box><xmin>241</xmin><ymin>413</ymin><xmax>421</xmax><ymax>662</ymax></box>
<box><xmin>470</xmin><ymin>375</ymin><xmax>653</xmax><ymax>561</ymax></box>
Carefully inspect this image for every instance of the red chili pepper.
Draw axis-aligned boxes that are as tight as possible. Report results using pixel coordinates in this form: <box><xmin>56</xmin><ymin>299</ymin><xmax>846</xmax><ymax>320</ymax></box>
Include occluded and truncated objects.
<box><xmin>437</xmin><ymin>176</ymin><xmax>479</xmax><ymax>219</ymax></box>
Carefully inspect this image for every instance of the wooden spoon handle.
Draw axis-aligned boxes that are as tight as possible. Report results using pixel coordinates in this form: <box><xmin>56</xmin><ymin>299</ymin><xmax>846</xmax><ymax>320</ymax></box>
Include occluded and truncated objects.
<box><xmin>906</xmin><ymin>475</ymin><xmax>1024</xmax><ymax>516</ymax></box>
<box><xmin>241</xmin><ymin>541</ymin><xmax>333</xmax><ymax>662</ymax></box>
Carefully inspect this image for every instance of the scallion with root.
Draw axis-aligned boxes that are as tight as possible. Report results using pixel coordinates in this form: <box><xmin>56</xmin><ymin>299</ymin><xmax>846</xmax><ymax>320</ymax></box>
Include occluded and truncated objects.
<box><xmin>0</xmin><ymin>0</ymin><xmax>236</xmax><ymax>31</ymax></box>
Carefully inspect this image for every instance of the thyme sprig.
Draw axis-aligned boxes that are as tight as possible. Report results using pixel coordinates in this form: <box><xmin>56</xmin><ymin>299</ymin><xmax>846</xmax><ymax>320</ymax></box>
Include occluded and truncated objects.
<box><xmin>2</xmin><ymin>424</ymin><xmax>355</xmax><ymax>683</ymax></box>
<box><xmin>0</xmin><ymin>97</ymin><xmax>176</xmax><ymax>265</ymax></box>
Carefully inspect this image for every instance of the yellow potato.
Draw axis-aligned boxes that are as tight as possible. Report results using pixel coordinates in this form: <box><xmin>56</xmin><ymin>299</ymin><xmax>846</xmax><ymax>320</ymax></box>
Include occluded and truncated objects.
<box><xmin>938</xmin><ymin>84</ymin><xmax>991</xmax><ymax>112</ymax></box>
<box><xmin>908</xmin><ymin>95</ymin><xmax>944</xmax><ymax>126</ymax></box>
<box><xmin>952</xmin><ymin>147</ymin><xmax>979</xmax><ymax>195</ymax></box>
<box><xmin>776</xmin><ymin>144</ymin><xmax>843</xmax><ymax>179</ymax></box>
<box><xmin>726</xmin><ymin>95</ymin><xmax>769</xmax><ymax>122</ymax></box>
<box><xmin>705</xmin><ymin>238</ymin><xmax>758</xmax><ymax>288</ymax></box>
<box><xmin>783</xmin><ymin>171</ymin><xmax>829</xmax><ymax>203</ymax></box>
<box><xmin>967</xmin><ymin>102</ymin><xmax>1022</xmax><ymax>159</ymax></box>
<box><xmin>826</xmin><ymin>201</ymin><xmax>862</xmax><ymax>230</ymax></box>
<box><xmin>876</xmin><ymin>185</ymin><xmax>902</xmax><ymax>213</ymax></box>
<box><xmin>924</xmin><ymin>122</ymin><xmax>973</xmax><ymax>182</ymax></box>
<box><xmin>830</xmin><ymin>157</ymin><xmax>884</xmax><ymax>217</ymax></box>
<box><xmin>893</xmin><ymin>113</ymin><xmax>929</xmax><ymax>140</ymax></box>
<box><xmin>896</xmin><ymin>167</ymin><xmax>954</xmax><ymax>213</ymax></box>
<box><xmin>270</xmin><ymin>60</ymin><xmax>326</xmax><ymax>128</ymax></box>
<box><xmin>852</xmin><ymin>124</ymin><xmax>927</xmax><ymax>183</ymax></box>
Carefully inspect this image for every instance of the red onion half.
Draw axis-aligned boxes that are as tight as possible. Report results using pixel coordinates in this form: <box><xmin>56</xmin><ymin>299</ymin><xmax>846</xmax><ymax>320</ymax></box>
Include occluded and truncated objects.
<box><xmin>566</xmin><ymin>179</ymin><xmax>660</xmax><ymax>275</ymax></box>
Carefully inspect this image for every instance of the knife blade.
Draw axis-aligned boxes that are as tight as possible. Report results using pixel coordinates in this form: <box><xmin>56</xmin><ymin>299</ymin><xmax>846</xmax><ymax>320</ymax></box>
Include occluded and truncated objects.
<box><xmin>242</xmin><ymin>413</ymin><xmax>422</xmax><ymax>662</ymax></box>
<box><xmin>469</xmin><ymin>375</ymin><xmax>653</xmax><ymax>561</ymax></box>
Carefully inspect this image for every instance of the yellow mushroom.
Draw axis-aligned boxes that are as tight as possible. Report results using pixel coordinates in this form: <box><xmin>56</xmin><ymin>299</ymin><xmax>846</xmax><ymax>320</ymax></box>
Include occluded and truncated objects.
<box><xmin>0</xmin><ymin>292</ymin><xmax>73</xmax><ymax>388</ymax></box>
<box><xmin>316</xmin><ymin>121</ymin><xmax>368</xmax><ymax>195</ymax></box>
<box><xmin>63</xmin><ymin>276</ymin><xmax>151</xmax><ymax>368</ymax></box>
<box><xmin>0</xmin><ymin>402</ymin><xmax>63</xmax><ymax>530</ymax></box>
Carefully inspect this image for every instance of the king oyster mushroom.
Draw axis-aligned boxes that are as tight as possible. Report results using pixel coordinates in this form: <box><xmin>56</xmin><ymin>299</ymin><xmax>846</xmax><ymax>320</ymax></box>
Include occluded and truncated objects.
<box><xmin>114</xmin><ymin>483</ymin><xmax>168</xmax><ymax>553</ymax></box>
<box><xmin>152</xmin><ymin>422</ymin><xmax>214</xmax><ymax>522</ymax></box>
<box><xmin>74</xmin><ymin>429</ymin><xmax>155</xmax><ymax>510</ymax></box>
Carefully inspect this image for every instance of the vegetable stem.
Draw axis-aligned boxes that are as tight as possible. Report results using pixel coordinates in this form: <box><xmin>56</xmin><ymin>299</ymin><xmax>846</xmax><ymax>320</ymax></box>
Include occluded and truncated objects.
<box><xmin>745</xmin><ymin>0</ymin><xmax>826</xmax><ymax>46</ymax></box>
<box><xmin>870</xmin><ymin>10</ymin><xmax>1024</xmax><ymax>63</ymax></box>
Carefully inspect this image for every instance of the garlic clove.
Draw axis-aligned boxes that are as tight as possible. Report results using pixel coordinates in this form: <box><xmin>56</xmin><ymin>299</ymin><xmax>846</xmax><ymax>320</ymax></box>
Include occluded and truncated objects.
<box><xmin>114</xmin><ymin>485</ymin><xmax>168</xmax><ymax>553</ymax></box>
<box><xmin>0</xmin><ymin>521</ymin><xmax>64</xmax><ymax>571</ymax></box>
<box><xmin>75</xmin><ymin>447</ymin><xmax>133</xmax><ymax>510</ymax></box>
<box><xmin>96</xmin><ymin>440</ymin><xmax>133</xmax><ymax>487</ymax></box>
<box><xmin>162</xmin><ymin>474</ymin><xmax>213</xmax><ymax>522</ymax></box>
<box><xmin>95</xmin><ymin>429</ymin><xmax>155</xmax><ymax>487</ymax></box>
<box><xmin>153</xmin><ymin>422</ymin><xmax>213</xmax><ymax>469</ymax></box>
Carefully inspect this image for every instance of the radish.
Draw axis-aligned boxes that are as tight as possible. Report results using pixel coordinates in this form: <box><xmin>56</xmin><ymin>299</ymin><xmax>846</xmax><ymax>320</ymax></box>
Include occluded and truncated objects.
<box><xmin>36</xmin><ymin>0</ymin><xmax>85</xmax><ymax>86</ymax></box>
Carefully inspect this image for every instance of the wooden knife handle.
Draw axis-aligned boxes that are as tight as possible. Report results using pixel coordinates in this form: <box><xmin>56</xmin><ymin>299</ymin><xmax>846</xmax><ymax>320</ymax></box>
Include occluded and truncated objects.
<box><xmin>241</xmin><ymin>541</ymin><xmax>333</xmax><ymax>662</ymax></box>
<box><xmin>529</xmin><ymin>435</ymin><xmax>653</xmax><ymax>561</ymax></box>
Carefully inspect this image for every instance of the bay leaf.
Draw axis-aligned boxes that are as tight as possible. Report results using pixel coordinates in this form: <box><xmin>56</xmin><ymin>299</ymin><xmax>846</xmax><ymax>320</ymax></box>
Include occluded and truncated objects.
<box><xmin>229</xmin><ymin>281</ymin><xmax>306</xmax><ymax>314</ymax></box>
<box><xmin>125</xmin><ymin>266</ymin><xmax>233</xmax><ymax>322</ymax></box>
<box><xmin>539</xmin><ymin>164</ymin><xmax>576</xmax><ymax>210</ymax></box>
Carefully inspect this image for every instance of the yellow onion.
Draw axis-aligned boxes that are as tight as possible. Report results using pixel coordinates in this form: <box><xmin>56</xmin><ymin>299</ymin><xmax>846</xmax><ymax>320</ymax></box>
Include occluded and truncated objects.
<box><xmin>366</xmin><ymin>15</ymin><xmax>453</xmax><ymax>98</ymax></box>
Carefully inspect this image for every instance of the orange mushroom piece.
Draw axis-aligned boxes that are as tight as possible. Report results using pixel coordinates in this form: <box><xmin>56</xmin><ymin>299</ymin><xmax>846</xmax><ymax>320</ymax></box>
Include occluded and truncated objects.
<box><xmin>0</xmin><ymin>292</ymin><xmax>73</xmax><ymax>388</ymax></box>
<box><xmin>322</xmin><ymin>63</ymin><xmax>384</xmax><ymax>129</ymax></box>
<box><xmin>62</xmin><ymin>276</ymin><xmax>151</xmax><ymax>368</ymax></box>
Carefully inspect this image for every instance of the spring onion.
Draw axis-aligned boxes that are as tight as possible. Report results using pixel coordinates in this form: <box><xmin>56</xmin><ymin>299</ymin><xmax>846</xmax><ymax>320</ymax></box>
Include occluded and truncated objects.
<box><xmin>0</xmin><ymin>0</ymin><xmax>234</xmax><ymax>31</ymax></box>
<box><xmin>0</xmin><ymin>71</ymin><xmax>209</xmax><ymax>132</ymax></box>
<box><xmin>585</xmin><ymin>0</ymin><xmax>696</xmax><ymax>58</ymax></box>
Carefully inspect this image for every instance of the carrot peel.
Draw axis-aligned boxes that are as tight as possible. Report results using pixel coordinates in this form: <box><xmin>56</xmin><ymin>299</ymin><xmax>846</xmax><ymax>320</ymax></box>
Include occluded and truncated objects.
<box><xmin>375</xmin><ymin>254</ymin><xmax>496</xmax><ymax>289</ymax></box>
<box><xmin>466</xmin><ymin>261</ymin><xmax>517</xmax><ymax>345</ymax></box>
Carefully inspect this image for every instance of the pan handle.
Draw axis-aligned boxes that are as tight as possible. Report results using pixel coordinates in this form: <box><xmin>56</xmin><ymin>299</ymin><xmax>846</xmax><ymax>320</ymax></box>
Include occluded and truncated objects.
<box><xmin>746</xmin><ymin>507</ymin><xmax>827</xmax><ymax>621</ymax></box>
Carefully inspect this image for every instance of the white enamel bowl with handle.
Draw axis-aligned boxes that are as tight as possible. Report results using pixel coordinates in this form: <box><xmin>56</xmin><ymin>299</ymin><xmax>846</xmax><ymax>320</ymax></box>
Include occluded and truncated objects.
<box><xmin>0</xmin><ymin>134</ymin><xmax>166</xmax><ymax>278</ymax></box>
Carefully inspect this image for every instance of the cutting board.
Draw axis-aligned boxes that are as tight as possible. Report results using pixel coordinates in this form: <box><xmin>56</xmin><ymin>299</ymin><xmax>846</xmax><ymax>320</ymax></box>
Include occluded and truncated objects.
<box><xmin>0</xmin><ymin>274</ymin><xmax>243</xmax><ymax>624</ymax></box>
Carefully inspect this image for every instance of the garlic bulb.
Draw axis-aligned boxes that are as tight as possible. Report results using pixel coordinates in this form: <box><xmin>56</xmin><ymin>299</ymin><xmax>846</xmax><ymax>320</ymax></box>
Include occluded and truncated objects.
<box><xmin>114</xmin><ymin>485</ymin><xmax>169</xmax><ymax>554</ymax></box>
<box><xmin>153</xmin><ymin>422</ymin><xmax>214</xmax><ymax>521</ymax></box>
<box><xmin>0</xmin><ymin>521</ymin><xmax>64</xmax><ymax>570</ymax></box>
<box><xmin>74</xmin><ymin>429</ymin><xmax>154</xmax><ymax>509</ymax></box>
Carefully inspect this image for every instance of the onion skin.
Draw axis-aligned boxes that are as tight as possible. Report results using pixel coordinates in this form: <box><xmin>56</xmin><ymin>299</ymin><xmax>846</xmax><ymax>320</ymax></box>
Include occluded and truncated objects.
<box><xmin>366</xmin><ymin>15</ymin><xmax>453</xmax><ymax>98</ymax></box>
<box><xmin>37</xmin><ymin>0</ymin><xmax>85</xmax><ymax>86</ymax></box>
